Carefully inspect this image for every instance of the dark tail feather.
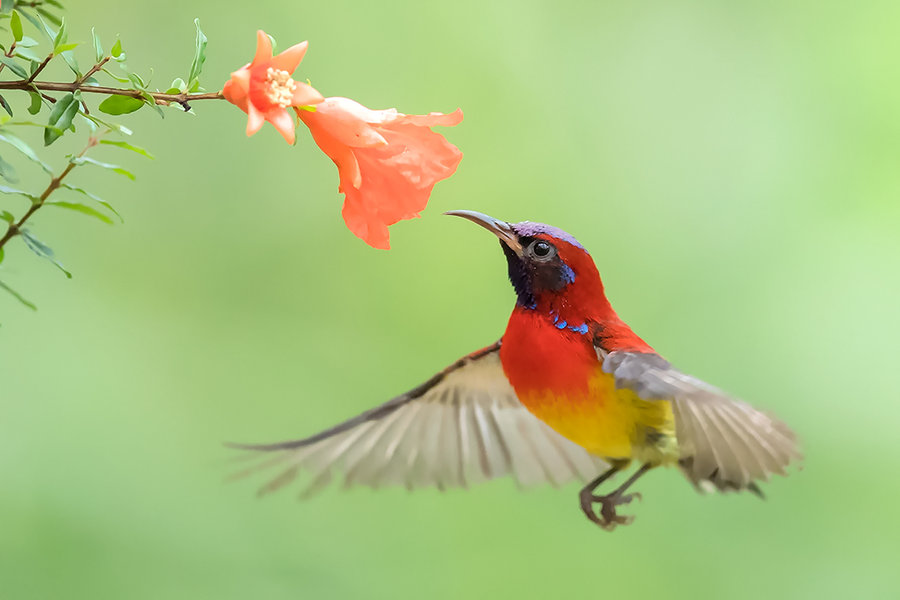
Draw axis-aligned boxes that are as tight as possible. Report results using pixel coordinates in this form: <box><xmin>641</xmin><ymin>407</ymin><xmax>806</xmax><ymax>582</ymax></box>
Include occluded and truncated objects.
<box><xmin>678</xmin><ymin>457</ymin><xmax>765</xmax><ymax>498</ymax></box>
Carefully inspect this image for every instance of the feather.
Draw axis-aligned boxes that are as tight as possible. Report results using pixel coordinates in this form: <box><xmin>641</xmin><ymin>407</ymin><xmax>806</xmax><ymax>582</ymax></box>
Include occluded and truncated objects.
<box><xmin>230</xmin><ymin>343</ymin><xmax>604</xmax><ymax>496</ymax></box>
<box><xmin>604</xmin><ymin>350</ymin><xmax>801</xmax><ymax>493</ymax></box>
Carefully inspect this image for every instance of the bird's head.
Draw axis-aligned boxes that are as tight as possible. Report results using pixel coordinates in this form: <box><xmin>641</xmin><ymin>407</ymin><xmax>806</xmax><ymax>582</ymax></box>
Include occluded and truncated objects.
<box><xmin>446</xmin><ymin>210</ymin><xmax>609</xmax><ymax>315</ymax></box>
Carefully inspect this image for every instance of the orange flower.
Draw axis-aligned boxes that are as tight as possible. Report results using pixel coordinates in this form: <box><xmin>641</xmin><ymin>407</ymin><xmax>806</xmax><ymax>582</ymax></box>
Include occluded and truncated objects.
<box><xmin>223</xmin><ymin>30</ymin><xmax>323</xmax><ymax>144</ymax></box>
<box><xmin>298</xmin><ymin>97</ymin><xmax>463</xmax><ymax>249</ymax></box>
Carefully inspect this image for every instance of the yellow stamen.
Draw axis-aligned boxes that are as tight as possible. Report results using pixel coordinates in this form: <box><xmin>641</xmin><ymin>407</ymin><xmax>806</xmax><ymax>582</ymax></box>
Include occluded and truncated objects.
<box><xmin>265</xmin><ymin>67</ymin><xmax>296</xmax><ymax>108</ymax></box>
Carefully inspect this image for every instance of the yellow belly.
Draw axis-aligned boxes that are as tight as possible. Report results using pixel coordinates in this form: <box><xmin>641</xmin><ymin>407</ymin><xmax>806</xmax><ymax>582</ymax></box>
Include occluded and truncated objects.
<box><xmin>518</xmin><ymin>367</ymin><xmax>678</xmax><ymax>463</ymax></box>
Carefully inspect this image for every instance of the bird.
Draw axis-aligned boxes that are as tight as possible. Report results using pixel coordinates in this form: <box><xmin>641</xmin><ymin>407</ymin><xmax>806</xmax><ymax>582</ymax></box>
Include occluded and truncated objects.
<box><xmin>231</xmin><ymin>210</ymin><xmax>801</xmax><ymax>530</ymax></box>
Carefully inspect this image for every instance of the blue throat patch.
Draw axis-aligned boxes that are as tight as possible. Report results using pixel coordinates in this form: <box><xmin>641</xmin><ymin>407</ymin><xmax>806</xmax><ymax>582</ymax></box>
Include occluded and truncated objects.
<box><xmin>550</xmin><ymin>310</ymin><xmax>589</xmax><ymax>335</ymax></box>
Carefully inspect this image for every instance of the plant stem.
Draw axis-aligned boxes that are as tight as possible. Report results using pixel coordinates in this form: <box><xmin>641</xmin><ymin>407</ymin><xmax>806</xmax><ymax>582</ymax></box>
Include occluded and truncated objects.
<box><xmin>75</xmin><ymin>56</ymin><xmax>110</xmax><ymax>85</ymax></box>
<box><xmin>0</xmin><ymin>41</ymin><xmax>18</xmax><ymax>75</ymax></box>
<box><xmin>26</xmin><ymin>54</ymin><xmax>54</xmax><ymax>83</ymax></box>
<box><xmin>0</xmin><ymin>78</ymin><xmax>223</xmax><ymax>111</ymax></box>
<box><xmin>0</xmin><ymin>139</ymin><xmax>95</xmax><ymax>252</ymax></box>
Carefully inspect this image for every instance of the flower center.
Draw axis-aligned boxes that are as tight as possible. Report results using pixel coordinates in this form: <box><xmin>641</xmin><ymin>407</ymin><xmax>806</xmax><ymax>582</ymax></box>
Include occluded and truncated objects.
<box><xmin>264</xmin><ymin>67</ymin><xmax>296</xmax><ymax>108</ymax></box>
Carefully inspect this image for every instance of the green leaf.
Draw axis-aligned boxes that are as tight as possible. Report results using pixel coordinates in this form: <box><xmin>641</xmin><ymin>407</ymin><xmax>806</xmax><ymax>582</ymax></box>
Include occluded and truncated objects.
<box><xmin>1</xmin><ymin>210</ymin><xmax>15</xmax><ymax>223</ymax></box>
<box><xmin>46</xmin><ymin>201</ymin><xmax>113</xmax><ymax>224</ymax></box>
<box><xmin>20</xmin><ymin>229</ymin><xmax>71</xmax><ymax>278</ymax></box>
<box><xmin>100</xmin><ymin>67</ymin><xmax>130</xmax><ymax>84</ymax></box>
<box><xmin>0</xmin><ymin>132</ymin><xmax>51</xmax><ymax>173</ymax></box>
<box><xmin>52</xmin><ymin>16</ymin><xmax>67</xmax><ymax>50</ymax></box>
<box><xmin>19</xmin><ymin>11</ymin><xmax>51</xmax><ymax>41</ymax></box>
<box><xmin>36</xmin><ymin>8</ymin><xmax>62</xmax><ymax>27</ymax></box>
<box><xmin>0</xmin><ymin>153</ymin><xmax>18</xmax><ymax>183</ymax></box>
<box><xmin>0</xmin><ymin>56</ymin><xmax>28</xmax><ymax>78</ymax></box>
<box><xmin>0</xmin><ymin>94</ymin><xmax>11</xmax><ymax>117</ymax></box>
<box><xmin>13</xmin><ymin>46</ymin><xmax>42</xmax><ymax>62</ymax></box>
<box><xmin>97</xmin><ymin>94</ymin><xmax>143</xmax><ymax>115</ymax></box>
<box><xmin>70</xmin><ymin>156</ymin><xmax>135</xmax><ymax>180</ymax></box>
<box><xmin>110</xmin><ymin>38</ymin><xmax>122</xmax><ymax>59</ymax></box>
<box><xmin>60</xmin><ymin>183</ymin><xmax>123</xmax><ymax>223</ymax></box>
<box><xmin>17</xmin><ymin>36</ymin><xmax>40</xmax><ymax>48</ymax></box>
<box><xmin>127</xmin><ymin>72</ymin><xmax>146</xmax><ymax>89</ymax></box>
<box><xmin>91</xmin><ymin>27</ymin><xmax>103</xmax><ymax>63</ymax></box>
<box><xmin>81</xmin><ymin>112</ymin><xmax>97</xmax><ymax>134</ymax></box>
<box><xmin>79</xmin><ymin>112</ymin><xmax>132</xmax><ymax>136</ymax></box>
<box><xmin>44</xmin><ymin>92</ymin><xmax>79</xmax><ymax>146</ymax></box>
<box><xmin>60</xmin><ymin>49</ymin><xmax>80</xmax><ymax>77</ymax></box>
<box><xmin>45</xmin><ymin>0</ymin><xmax>66</xmax><ymax>8</ymax></box>
<box><xmin>169</xmin><ymin>77</ymin><xmax>186</xmax><ymax>92</ymax></box>
<box><xmin>0</xmin><ymin>279</ymin><xmax>37</xmax><ymax>310</ymax></box>
<box><xmin>187</xmin><ymin>19</ymin><xmax>207</xmax><ymax>90</ymax></box>
<box><xmin>139</xmin><ymin>90</ymin><xmax>165</xmax><ymax>118</ymax></box>
<box><xmin>99</xmin><ymin>139</ymin><xmax>154</xmax><ymax>159</ymax></box>
<box><xmin>27</xmin><ymin>91</ymin><xmax>42</xmax><ymax>114</ymax></box>
<box><xmin>0</xmin><ymin>184</ymin><xmax>39</xmax><ymax>203</ymax></box>
<box><xmin>54</xmin><ymin>42</ymin><xmax>78</xmax><ymax>53</ymax></box>
<box><xmin>10</xmin><ymin>10</ymin><xmax>22</xmax><ymax>42</ymax></box>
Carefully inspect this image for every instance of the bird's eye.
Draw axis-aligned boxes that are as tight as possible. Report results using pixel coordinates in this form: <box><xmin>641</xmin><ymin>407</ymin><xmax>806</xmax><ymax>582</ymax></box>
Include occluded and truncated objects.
<box><xmin>529</xmin><ymin>240</ymin><xmax>556</xmax><ymax>261</ymax></box>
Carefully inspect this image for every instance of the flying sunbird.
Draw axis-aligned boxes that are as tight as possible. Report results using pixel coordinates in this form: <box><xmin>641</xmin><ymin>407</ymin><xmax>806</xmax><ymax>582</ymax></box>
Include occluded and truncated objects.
<box><xmin>233</xmin><ymin>211</ymin><xmax>801</xmax><ymax>530</ymax></box>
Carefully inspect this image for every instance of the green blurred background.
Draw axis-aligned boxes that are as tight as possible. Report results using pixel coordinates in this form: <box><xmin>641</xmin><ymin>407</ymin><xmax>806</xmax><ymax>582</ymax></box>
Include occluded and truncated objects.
<box><xmin>2</xmin><ymin>0</ymin><xmax>899</xmax><ymax>598</ymax></box>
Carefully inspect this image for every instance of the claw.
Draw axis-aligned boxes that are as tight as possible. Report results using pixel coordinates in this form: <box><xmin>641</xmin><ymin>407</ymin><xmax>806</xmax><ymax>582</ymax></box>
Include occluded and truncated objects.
<box><xmin>619</xmin><ymin>492</ymin><xmax>642</xmax><ymax>505</ymax></box>
<box><xmin>580</xmin><ymin>489</ymin><xmax>640</xmax><ymax>531</ymax></box>
<box><xmin>577</xmin><ymin>463</ymin><xmax>651</xmax><ymax>531</ymax></box>
<box><xmin>599</xmin><ymin>513</ymin><xmax>633</xmax><ymax>532</ymax></box>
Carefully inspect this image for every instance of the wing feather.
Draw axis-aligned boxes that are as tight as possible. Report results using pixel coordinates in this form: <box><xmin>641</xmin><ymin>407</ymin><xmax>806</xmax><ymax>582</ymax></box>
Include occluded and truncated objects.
<box><xmin>231</xmin><ymin>342</ymin><xmax>605</xmax><ymax>495</ymax></box>
<box><xmin>465</xmin><ymin>401</ymin><xmax>492</xmax><ymax>481</ymax></box>
<box><xmin>603</xmin><ymin>350</ymin><xmax>801</xmax><ymax>493</ymax></box>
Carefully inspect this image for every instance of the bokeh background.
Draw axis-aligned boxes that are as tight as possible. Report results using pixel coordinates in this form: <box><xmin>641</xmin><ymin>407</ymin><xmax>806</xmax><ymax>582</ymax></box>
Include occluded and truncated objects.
<box><xmin>2</xmin><ymin>1</ymin><xmax>899</xmax><ymax>598</ymax></box>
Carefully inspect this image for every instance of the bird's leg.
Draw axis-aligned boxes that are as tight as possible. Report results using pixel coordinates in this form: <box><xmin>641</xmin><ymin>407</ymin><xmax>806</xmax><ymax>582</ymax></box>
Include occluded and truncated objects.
<box><xmin>579</xmin><ymin>462</ymin><xmax>652</xmax><ymax>531</ymax></box>
<box><xmin>578</xmin><ymin>462</ymin><xmax>624</xmax><ymax>527</ymax></box>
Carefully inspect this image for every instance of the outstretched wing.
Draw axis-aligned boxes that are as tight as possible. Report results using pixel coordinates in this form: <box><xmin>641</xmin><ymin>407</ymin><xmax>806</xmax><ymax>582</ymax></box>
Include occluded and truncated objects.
<box><xmin>601</xmin><ymin>351</ymin><xmax>801</xmax><ymax>493</ymax></box>
<box><xmin>231</xmin><ymin>342</ymin><xmax>606</xmax><ymax>497</ymax></box>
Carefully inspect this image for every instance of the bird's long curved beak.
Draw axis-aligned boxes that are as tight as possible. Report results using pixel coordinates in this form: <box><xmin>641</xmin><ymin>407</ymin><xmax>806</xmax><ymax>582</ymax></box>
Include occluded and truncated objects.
<box><xmin>444</xmin><ymin>210</ymin><xmax>523</xmax><ymax>256</ymax></box>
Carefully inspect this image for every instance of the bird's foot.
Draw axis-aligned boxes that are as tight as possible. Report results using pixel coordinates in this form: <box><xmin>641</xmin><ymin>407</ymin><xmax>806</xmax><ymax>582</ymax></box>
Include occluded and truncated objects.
<box><xmin>579</xmin><ymin>488</ymin><xmax>642</xmax><ymax>531</ymax></box>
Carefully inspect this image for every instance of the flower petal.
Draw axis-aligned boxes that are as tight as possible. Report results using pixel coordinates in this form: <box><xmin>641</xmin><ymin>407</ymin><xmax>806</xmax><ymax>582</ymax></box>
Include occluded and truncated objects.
<box><xmin>246</xmin><ymin>102</ymin><xmax>265</xmax><ymax>136</ymax></box>
<box><xmin>307</xmin><ymin>98</ymin><xmax>389</xmax><ymax>148</ymax></box>
<box><xmin>333</xmin><ymin>122</ymin><xmax>462</xmax><ymax>248</ymax></box>
<box><xmin>252</xmin><ymin>30</ymin><xmax>273</xmax><ymax>67</ymax></box>
<box><xmin>324</xmin><ymin>97</ymin><xmax>399</xmax><ymax>124</ymax></box>
<box><xmin>396</xmin><ymin>108</ymin><xmax>464</xmax><ymax>127</ymax></box>
<box><xmin>266</xmin><ymin>108</ymin><xmax>296</xmax><ymax>144</ymax></box>
<box><xmin>292</xmin><ymin>82</ymin><xmax>324</xmax><ymax>107</ymax></box>
<box><xmin>271</xmin><ymin>41</ymin><xmax>308</xmax><ymax>74</ymax></box>
<box><xmin>300</xmin><ymin>109</ymin><xmax>363</xmax><ymax>189</ymax></box>
<box><xmin>342</xmin><ymin>191</ymin><xmax>392</xmax><ymax>250</ymax></box>
<box><xmin>222</xmin><ymin>68</ymin><xmax>251</xmax><ymax>111</ymax></box>
<box><xmin>298</xmin><ymin>96</ymin><xmax>463</xmax><ymax>249</ymax></box>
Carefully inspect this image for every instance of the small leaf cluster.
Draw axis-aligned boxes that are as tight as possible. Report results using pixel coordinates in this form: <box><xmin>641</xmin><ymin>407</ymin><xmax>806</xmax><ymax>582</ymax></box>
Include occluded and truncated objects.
<box><xmin>0</xmin><ymin>3</ymin><xmax>211</xmax><ymax>315</ymax></box>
